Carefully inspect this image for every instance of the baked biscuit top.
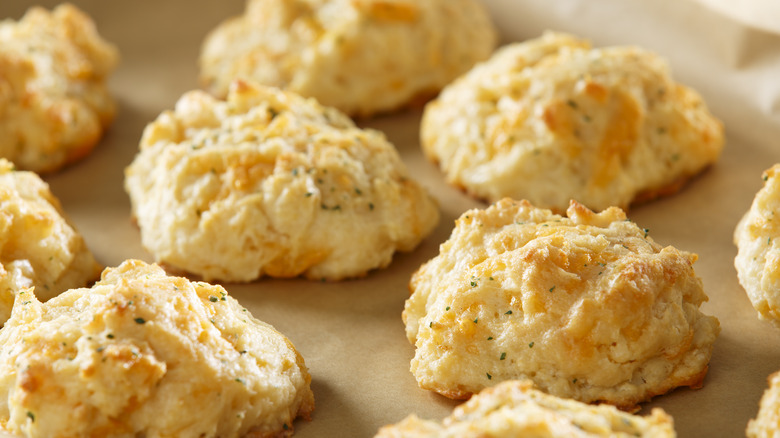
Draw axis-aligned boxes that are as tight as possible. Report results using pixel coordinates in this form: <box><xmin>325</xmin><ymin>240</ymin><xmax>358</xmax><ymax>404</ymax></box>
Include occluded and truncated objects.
<box><xmin>404</xmin><ymin>198</ymin><xmax>720</xmax><ymax>409</ymax></box>
<box><xmin>376</xmin><ymin>380</ymin><xmax>676</xmax><ymax>437</ymax></box>
<box><xmin>126</xmin><ymin>80</ymin><xmax>439</xmax><ymax>281</ymax></box>
<box><xmin>0</xmin><ymin>260</ymin><xmax>314</xmax><ymax>437</ymax></box>
<box><xmin>421</xmin><ymin>31</ymin><xmax>724</xmax><ymax>212</ymax></box>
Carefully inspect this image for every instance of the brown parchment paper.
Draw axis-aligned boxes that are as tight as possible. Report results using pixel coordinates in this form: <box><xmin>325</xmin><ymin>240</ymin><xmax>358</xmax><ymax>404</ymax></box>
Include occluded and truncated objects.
<box><xmin>1</xmin><ymin>0</ymin><xmax>780</xmax><ymax>436</ymax></box>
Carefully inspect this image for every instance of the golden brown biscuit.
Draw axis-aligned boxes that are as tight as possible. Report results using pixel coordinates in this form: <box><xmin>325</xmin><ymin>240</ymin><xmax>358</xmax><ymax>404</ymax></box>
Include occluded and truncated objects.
<box><xmin>0</xmin><ymin>158</ymin><xmax>101</xmax><ymax>325</ymax></box>
<box><xmin>375</xmin><ymin>380</ymin><xmax>676</xmax><ymax>437</ymax></box>
<box><xmin>421</xmin><ymin>31</ymin><xmax>724</xmax><ymax>212</ymax></box>
<box><xmin>747</xmin><ymin>370</ymin><xmax>780</xmax><ymax>438</ymax></box>
<box><xmin>403</xmin><ymin>198</ymin><xmax>720</xmax><ymax>410</ymax></box>
<box><xmin>0</xmin><ymin>3</ymin><xmax>118</xmax><ymax>173</ymax></box>
<box><xmin>0</xmin><ymin>259</ymin><xmax>314</xmax><ymax>437</ymax></box>
<box><xmin>734</xmin><ymin>164</ymin><xmax>780</xmax><ymax>326</ymax></box>
<box><xmin>199</xmin><ymin>0</ymin><xmax>497</xmax><ymax>117</ymax></box>
<box><xmin>125</xmin><ymin>80</ymin><xmax>439</xmax><ymax>282</ymax></box>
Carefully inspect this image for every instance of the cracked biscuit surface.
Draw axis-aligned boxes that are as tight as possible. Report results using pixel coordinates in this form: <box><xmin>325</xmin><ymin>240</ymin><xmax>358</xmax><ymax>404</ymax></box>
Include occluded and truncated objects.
<box><xmin>199</xmin><ymin>0</ymin><xmax>497</xmax><ymax>117</ymax></box>
<box><xmin>403</xmin><ymin>198</ymin><xmax>720</xmax><ymax>410</ymax></box>
<box><xmin>375</xmin><ymin>380</ymin><xmax>676</xmax><ymax>437</ymax></box>
<box><xmin>125</xmin><ymin>80</ymin><xmax>439</xmax><ymax>282</ymax></box>
<box><xmin>0</xmin><ymin>3</ymin><xmax>118</xmax><ymax>173</ymax></box>
<box><xmin>0</xmin><ymin>259</ymin><xmax>314</xmax><ymax>438</ymax></box>
<box><xmin>0</xmin><ymin>159</ymin><xmax>101</xmax><ymax>325</ymax></box>
<box><xmin>421</xmin><ymin>31</ymin><xmax>724</xmax><ymax>212</ymax></box>
<box><xmin>734</xmin><ymin>164</ymin><xmax>780</xmax><ymax>326</ymax></box>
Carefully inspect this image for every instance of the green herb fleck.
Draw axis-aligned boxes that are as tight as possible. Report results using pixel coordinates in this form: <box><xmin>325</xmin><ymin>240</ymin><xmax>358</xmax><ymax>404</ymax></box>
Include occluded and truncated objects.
<box><xmin>500</xmin><ymin>352</ymin><xmax>506</xmax><ymax>360</ymax></box>
<box><xmin>486</xmin><ymin>373</ymin><xmax>492</xmax><ymax>380</ymax></box>
<box><xmin>235</xmin><ymin>378</ymin><xmax>245</xmax><ymax>385</ymax></box>
<box><xmin>445</xmin><ymin>306</ymin><xmax>450</xmax><ymax>311</ymax></box>
<box><xmin>643</xmin><ymin>228</ymin><xmax>649</xmax><ymax>238</ymax></box>
<box><xmin>292</xmin><ymin>168</ymin><xmax>299</xmax><ymax>176</ymax></box>
<box><xmin>209</xmin><ymin>296</ymin><xmax>218</xmax><ymax>302</ymax></box>
<box><xmin>487</xmin><ymin>336</ymin><xmax>493</xmax><ymax>341</ymax></box>
<box><xmin>573</xmin><ymin>378</ymin><xmax>578</xmax><ymax>383</ymax></box>
<box><xmin>429</xmin><ymin>321</ymin><xmax>433</xmax><ymax>328</ymax></box>
<box><xmin>106</xmin><ymin>334</ymin><xmax>114</xmax><ymax>339</ymax></box>
<box><xmin>567</xmin><ymin>99</ymin><xmax>578</xmax><ymax>109</ymax></box>
<box><xmin>368</xmin><ymin>202</ymin><xmax>375</xmax><ymax>210</ymax></box>
<box><xmin>134</xmin><ymin>317</ymin><xmax>146</xmax><ymax>324</ymax></box>
<box><xmin>26</xmin><ymin>411</ymin><xmax>34</xmax><ymax>422</ymax></box>
<box><xmin>505</xmin><ymin>310</ymin><xmax>512</xmax><ymax>315</ymax></box>
<box><xmin>529</xmin><ymin>342</ymin><xmax>535</xmax><ymax>348</ymax></box>
<box><xmin>283</xmin><ymin>424</ymin><xmax>290</xmax><ymax>431</ymax></box>
<box><xmin>549</xmin><ymin>286</ymin><xmax>556</xmax><ymax>292</ymax></box>
<box><xmin>473</xmin><ymin>317</ymin><xmax>479</xmax><ymax>324</ymax></box>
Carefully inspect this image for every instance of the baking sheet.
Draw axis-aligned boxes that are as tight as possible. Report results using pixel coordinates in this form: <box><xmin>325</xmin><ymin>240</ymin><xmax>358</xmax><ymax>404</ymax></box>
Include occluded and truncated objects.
<box><xmin>2</xmin><ymin>0</ymin><xmax>780</xmax><ymax>436</ymax></box>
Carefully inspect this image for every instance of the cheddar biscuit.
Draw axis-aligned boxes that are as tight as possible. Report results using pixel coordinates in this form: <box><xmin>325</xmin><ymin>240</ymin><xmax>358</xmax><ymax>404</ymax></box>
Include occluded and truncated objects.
<box><xmin>421</xmin><ymin>32</ymin><xmax>724</xmax><ymax>212</ymax></box>
<box><xmin>199</xmin><ymin>0</ymin><xmax>497</xmax><ymax>117</ymax></box>
<box><xmin>734</xmin><ymin>164</ymin><xmax>780</xmax><ymax>326</ymax></box>
<box><xmin>0</xmin><ymin>159</ymin><xmax>101</xmax><ymax>325</ymax></box>
<box><xmin>0</xmin><ymin>260</ymin><xmax>314</xmax><ymax>437</ymax></box>
<box><xmin>748</xmin><ymin>371</ymin><xmax>780</xmax><ymax>438</ymax></box>
<box><xmin>125</xmin><ymin>80</ymin><xmax>439</xmax><ymax>282</ymax></box>
<box><xmin>403</xmin><ymin>198</ymin><xmax>720</xmax><ymax>410</ymax></box>
<box><xmin>0</xmin><ymin>4</ymin><xmax>118</xmax><ymax>173</ymax></box>
<box><xmin>375</xmin><ymin>380</ymin><xmax>676</xmax><ymax>437</ymax></box>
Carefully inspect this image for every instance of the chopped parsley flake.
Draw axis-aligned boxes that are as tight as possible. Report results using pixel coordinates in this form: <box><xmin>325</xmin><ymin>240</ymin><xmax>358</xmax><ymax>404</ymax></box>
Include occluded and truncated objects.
<box><xmin>134</xmin><ymin>317</ymin><xmax>146</xmax><ymax>324</ymax></box>
<box><xmin>529</xmin><ymin>342</ymin><xmax>535</xmax><ymax>348</ymax></box>
<box><xmin>500</xmin><ymin>352</ymin><xmax>506</xmax><ymax>360</ymax></box>
<box><xmin>549</xmin><ymin>286</ymin><xmax>556</xmax><ymax>292</ymax></box>
<box><xmin>486</xmin><ymin>373</ymin><xmax>492</xmax><ymax>380</ymax></box>
<box><xmin>26</xmin><ymin>411</ymin><xmax>34</xmax><ymax>422</ymax></box>
<box><xmin>106</xmin><ymin>334</ymin><xmax>114</xmax><ymax>339</ymax></box>
<box><xmin>209</xmin><ymin>296</ymin><xmax>218</xmax><ymax>302</ymax></box>
<box><xmin>505</xmin><ymin>310</ymin><xmax>512</xmax><ymax>315</ymax></box>
<box><xmin>473</xmin><ymin>317</ymin><xmax>479</xmax><ymax>323</ymax></box>
<box><xmin>445</xmin><ymin>306</ymin><xmax>450</xmax><ymax>311</ymax></box>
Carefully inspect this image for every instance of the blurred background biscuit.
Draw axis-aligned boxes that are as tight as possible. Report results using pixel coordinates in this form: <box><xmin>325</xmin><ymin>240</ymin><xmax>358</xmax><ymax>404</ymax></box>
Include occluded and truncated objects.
<box><xmin>0</xmin><ymin>4</ymin><xmax>118</xmax><ymax>173</ymax></box>
<box><xmin>199</xmin><ymin>0</ymin><xmax>497</xmax><ymax>117</ymax></box>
